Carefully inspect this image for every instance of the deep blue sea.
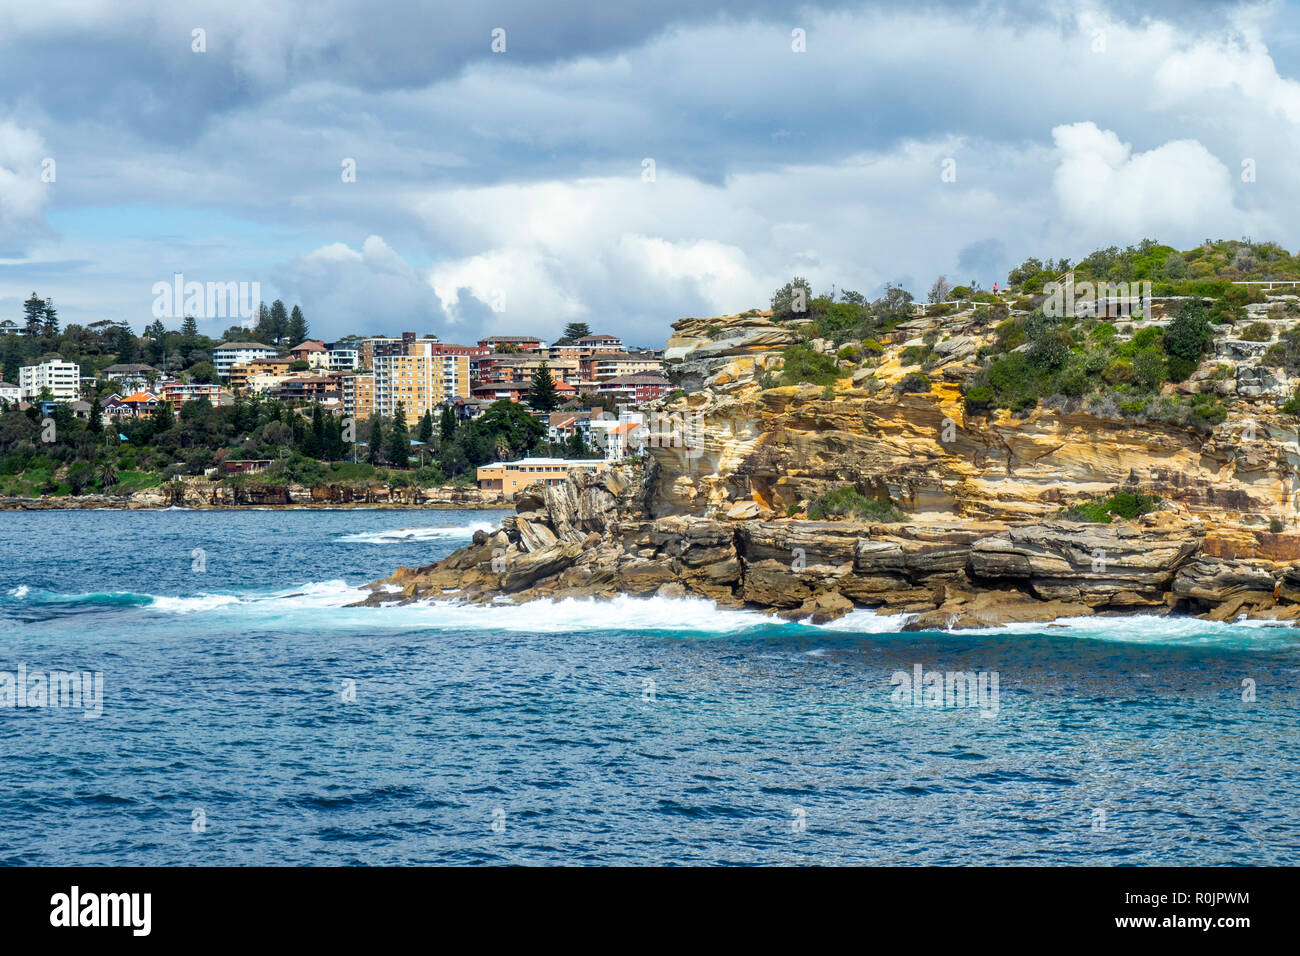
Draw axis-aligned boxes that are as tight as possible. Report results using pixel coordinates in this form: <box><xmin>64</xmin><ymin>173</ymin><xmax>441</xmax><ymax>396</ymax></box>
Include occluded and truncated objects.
<box><xmin>0</xmin><ymin>507</ymin><xmax>1297</xmax><ymax>865</ymax></box>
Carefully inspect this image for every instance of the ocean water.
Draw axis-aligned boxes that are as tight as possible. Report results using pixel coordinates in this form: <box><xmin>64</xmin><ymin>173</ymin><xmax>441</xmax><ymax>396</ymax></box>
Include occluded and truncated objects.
<box><xmin>0</xmin><ymin>508</ymin><xmax>1297</xmax><ymax>865</ymax></box>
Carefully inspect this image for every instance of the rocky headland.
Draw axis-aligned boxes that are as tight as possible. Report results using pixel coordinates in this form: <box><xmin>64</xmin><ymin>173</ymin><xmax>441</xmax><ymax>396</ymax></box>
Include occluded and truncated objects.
<box><xmin>367</xmin><ymin>302</ymin><xmax>1300</xmax><ymax>627</ymax></box>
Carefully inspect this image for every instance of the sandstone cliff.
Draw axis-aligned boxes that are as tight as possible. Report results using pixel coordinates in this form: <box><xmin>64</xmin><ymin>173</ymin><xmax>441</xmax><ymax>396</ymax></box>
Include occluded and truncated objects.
<box><xmin>369</xmin><ymin>302</ymin><xmax>1300</xmax><ymax>627</ymax></box>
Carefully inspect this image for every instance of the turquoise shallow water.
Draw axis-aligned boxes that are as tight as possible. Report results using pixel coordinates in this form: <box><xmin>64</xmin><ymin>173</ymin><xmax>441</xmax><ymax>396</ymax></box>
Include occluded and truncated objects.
<box><xmin>0</xmin><ymin>508</ymin><xmax>1297</xmax><ymax>865</ymax></box>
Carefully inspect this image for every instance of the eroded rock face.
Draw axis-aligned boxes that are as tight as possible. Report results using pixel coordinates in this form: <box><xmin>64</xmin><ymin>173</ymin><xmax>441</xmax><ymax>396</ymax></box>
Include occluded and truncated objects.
<box><xmin>364</xmin><ymin>465</ymin><xmax>1300</xmax><ymax>626</ymax></box>
<box><xmin>370</xmin><ymin>305</ymin><xmax>1300</xmax><ymax>628</ymax></box>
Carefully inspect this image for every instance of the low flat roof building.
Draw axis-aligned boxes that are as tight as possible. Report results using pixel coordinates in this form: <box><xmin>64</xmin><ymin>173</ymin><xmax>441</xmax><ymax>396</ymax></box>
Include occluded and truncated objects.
<box><xmin>475</xmin><ymin>457</ymin><xmax>608</xmax><ymax>496</ymax></box>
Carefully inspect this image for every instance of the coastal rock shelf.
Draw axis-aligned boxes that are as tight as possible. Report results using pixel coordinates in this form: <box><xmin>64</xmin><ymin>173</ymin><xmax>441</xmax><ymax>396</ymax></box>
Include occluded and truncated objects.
<box><xmin>363</xmin><ymin>466</ymin><xmax>1300</xmax><ymax>627</ymax></box>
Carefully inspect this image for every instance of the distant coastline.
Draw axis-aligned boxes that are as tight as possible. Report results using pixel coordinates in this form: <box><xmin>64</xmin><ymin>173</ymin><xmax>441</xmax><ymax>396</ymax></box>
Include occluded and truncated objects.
<box><xmin>0</xmin><ymin>483</ymin><xmax>510</xmax><ymax>511</ymax></box>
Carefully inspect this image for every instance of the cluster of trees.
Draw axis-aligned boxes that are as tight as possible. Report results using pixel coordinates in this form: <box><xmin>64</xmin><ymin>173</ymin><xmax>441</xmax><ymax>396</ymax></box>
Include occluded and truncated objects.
<box><xmin>768</xmin><ymin>276</ymin><xmax>918</xmax><ymax>345</ymax></box>
<box><xmin>961</xmin><ymin>300</ymin><xmax>1226</xmax><ymax>430</ymax></box>
<box><xmin>0</xmin><ymin>387</ymin><xmax>606</xmax><ymax>496</ymax></box>
<box><xmin>2</xmin><ymin>292</ymin><xmax>312</xmax><ymax>391</ymax></box>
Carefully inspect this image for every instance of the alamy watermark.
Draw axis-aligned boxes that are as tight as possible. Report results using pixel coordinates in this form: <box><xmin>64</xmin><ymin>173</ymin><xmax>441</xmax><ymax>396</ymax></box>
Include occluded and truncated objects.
<box><xmin>1043</xmin><ymin>279</ymin><xmax>1152</xmax><ymax>320</ymax></box>
<box><xmin>645</xmin><ymin>409</ymin><xmax>706</xmax><ymax>460</ymax></box>
<box><xmin>151</xmin><ymin>273</ymin><xmax>260</xmax><ymax>320</ymax></box>
<box><xmin>0</xmin><ymin>664</ymin><xmax>103</xmax><ymax>718</ymax></box>
<box><xmin>890</xmin><ymin>663</ymin><xmax>999</xmax><ymax>718</ymax></box>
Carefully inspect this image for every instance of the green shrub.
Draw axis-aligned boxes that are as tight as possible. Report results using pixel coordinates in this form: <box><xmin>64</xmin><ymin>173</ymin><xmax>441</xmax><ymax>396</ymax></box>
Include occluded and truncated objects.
<box><xmin>897</xmin><ymin>372</ymin><xmax>931</xmax><ymax>393</ymax></box>
<box><xmin>1240</xmin><ymin>321</ymin><xmax>1274</xmax><ymax>342</ymax></box>
<box><xmin>837</xmin><ymin>345</ymin><xmax>862</xmax><ymax>362</ymax></box>
<box><xmin>899</xmin><ymin>345</ymin><xmax>932</xmax><ymax>367</ymax></box>
<box><xmin>964</xmin><ymin>385</ymin><xmax>994</xmax><ymax>414</ymax></box>
<box><xmin>807</xmin><ymin>486</ymin><xmax>904</xmax><ymax>522</ymax></box>
<box><xmin>778</xmin><ymin>345</ymin><xmax>840</xmax><ymax>387</ymax></box>
<box><xmin>1064</xmin><ymin>492</ymin><xmax>1161</xmax><ymax>523</ymax></box>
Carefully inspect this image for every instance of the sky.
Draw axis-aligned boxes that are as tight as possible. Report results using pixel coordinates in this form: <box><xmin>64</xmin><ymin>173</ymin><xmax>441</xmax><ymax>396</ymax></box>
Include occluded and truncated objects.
<box><xmin>3</xmin><ymin>0</ymin><xmax>1300</xmax><ymax>345</ymax></box>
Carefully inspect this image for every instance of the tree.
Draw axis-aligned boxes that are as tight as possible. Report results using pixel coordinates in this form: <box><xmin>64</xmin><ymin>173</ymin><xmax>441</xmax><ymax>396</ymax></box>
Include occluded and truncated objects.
<box><xmin>367</xmin><ymin>414</ymin><xmax>385</xmax><ymax>465</ymax></box>
<box><xmin>388</xmin><ymin>404</ymin><xmax>410</xmax><ymax>467</ymax></box>
<box><xmin>188</xmin><ymin>361</ymin><xmax>218</xmax><ymax>384</ymax></box>
<box><xmin>872</xmin><ymin>282</ymin><xmax>915</xmax><ymax>323</ymax></box>
<box><xmin>152</xmin><ymin>398</ymin><xmax>174</xmax><ymax>432</ymax></box>
<box><xmin>42</xmin><ymin>300</ymin><xmax>59</xmax><ymax>337</ymax></box>
<box><xmin>560</xmin><ymin>322</ymin><xmax>591</xmax><ymax>342</ymax></box>
<box><xmin>1164</xmin><ymin>301</ymin><xmax>1212</xmax><ymax>362</ymax></box>
<box><xmin>87</xmin><ymin>397</ymin><xmax>103</xmax><ymax>436</ymax></box>
<box><xmin>439</xmin><ymin>405</ymin><xmax>457</xmax><ymax>444</ymax></box>
<box><xmin>771</xmin><ymin>277</ymin><xmax>813</xmax><ymax>322</ymax></box>
<box><xmin>288</xmin><ymin>305</ymin><xmax>308</xmax><ymax>345</ymax></box>
<box><xmin>529</xmin><ymin>361</ymin><xmax>559</xmax><ymax>412</ymax></box>
<box><xmin>565</xmin><ymin>429</ymin><xmax>589</xmax><ymax>458</ymax></box>
<box><xmin>115</xmin><ymin>325</ymin><xmax>138</xmax><ymax>363</ymax></box>
<box><xmin>417</xmin><ymin>409</ymin><xmax>434</xmax><ymax>445</ymax></box>
<box><xmin>927</xmin><ymin>276</ymin><xmax>952</xmax><ymax>304</ymax></box>
<box><xmin>268</xmin><ymin>300</ymin><xmax>289</xmax><ymax>343</ymax></box>
<box><xmin>181</xmin><ymin>314</ymin><xmax>199</xmax><ymax>339</ymax></box>
<box><xmin>470</xmin><ymin>400</ymin><xmax>545</xmax><ymax>463</ymax></box>
<box><xmin>23</xmin><ymin>293</ymin><xmax>45</xmax><ymax>336</ymax></box>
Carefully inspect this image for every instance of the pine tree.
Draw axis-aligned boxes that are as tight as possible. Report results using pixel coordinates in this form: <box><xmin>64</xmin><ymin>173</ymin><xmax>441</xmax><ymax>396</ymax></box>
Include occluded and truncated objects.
<box><xmin>417</xmin><ymin>409</ymin><xmax>434</xmax><ymax>445</ymax></box>
<box><xmin>269</xmin><ymin>300</ymin><xmax>289</xmax><ymax>344</ymax></box>
<box><xmin>306</xmin><ymin>404</ymin><xmax>325</xmax><ymax>457</ymax></box>
<box><xmin>152</xmin><ymin>398</ymin><xmax>173</xmax><ymax>432</ymax></box>
<box><xmin>288</xmin><ymin>305</ymin><xmax>308</xmax><ymax>345</ymax></box>
<box><xmin>255</xmin><ymin>303</ymin><xmax>272</xmax><ymax>343</ymax></box>
<box><xmin>87</xmin><ymin>397</ymin><xmax>103</xmax><ymax>435</ymax></box>
<box><xmin>23</xmin><ymin>293</ymin><xmax>45</xmax><ymax>336</ymax></box>
<box><xmin>42</xmin><ymin>300</ymin><xmax>59</xmax><ymax>337</ymax></box>
<box><xmin>181</xmin><ymin>314</ymin><xmax>198</xmax><ymax>339</ymax></box>
<box><xmin>529</xmin><ymin>361</ymin><xmax>559</xmax><ymax>412</ymax></box>
<box><xmin>115</xmin><ymin>325</ymin><xmax>137</xmax><ymax>363</ymax></box>
<box><xmin>439</xmin><ymin>405</ymin><xmax>457</xmax><ymax>444</ymax></box>
<box><xmin>388</xmin><ymin>403</ymin><xmax>410</xmax><ymax>467</ymax></box>
<box><xmin>561</xmin><ymin>322</ymin><xmax>591</xmax><ymax>342</ymax></box>
<box><xmin>566</xmin><ymin>430</ymin><xmax>587</xmax><ymax>458</ymax></box>
<box><xmin>367</xmin><ymin>415</ymin><xmax>385</xmax><ymax>465</ymax></box>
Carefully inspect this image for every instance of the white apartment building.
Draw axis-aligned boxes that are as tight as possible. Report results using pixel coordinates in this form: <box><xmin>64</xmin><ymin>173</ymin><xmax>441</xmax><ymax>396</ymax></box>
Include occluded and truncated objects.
<box><xmin>328</xmin><ymin>348</ymin><xmax>359</xmax><ymax>371</ymax></box>
<box><xmin>212</xmin><ymin>341</ymin><xmax>279</xmax><ymax>378</ymax></box>
<box><xmin>19</xmin><ymin>359</ymin><xmax>81</xmax><ymax>402</ymax></box>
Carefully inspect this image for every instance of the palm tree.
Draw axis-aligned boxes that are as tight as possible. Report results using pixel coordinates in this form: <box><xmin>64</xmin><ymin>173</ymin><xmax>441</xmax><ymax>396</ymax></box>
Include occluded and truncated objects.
<box><xmin>98</xmin><ymin>461</ymin><xmax>119</xmax><ymax>491</ymax></box>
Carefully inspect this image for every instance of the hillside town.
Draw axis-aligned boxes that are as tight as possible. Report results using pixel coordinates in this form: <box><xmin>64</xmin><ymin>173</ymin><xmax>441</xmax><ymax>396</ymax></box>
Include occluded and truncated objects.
<box><xmin>1</xmin><ymin>305</ymin><xmax>673</xmax><ymax>494</ymax></box>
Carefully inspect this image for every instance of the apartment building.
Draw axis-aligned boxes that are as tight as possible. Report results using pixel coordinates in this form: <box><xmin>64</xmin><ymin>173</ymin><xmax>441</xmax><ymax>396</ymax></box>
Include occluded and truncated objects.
<box><xmin>358</xmin><ymin>332</ymin><xmax>439</xmax><ymax>369</ymax></box>
<box><xmin>274</xmin><ymin>375</ymin><xmax>341</xmax><ymax>406</ymax></box>
<box><xmin>160</xmin><ymin>382</ymin><xmax>231</xmax><ymax>407</ymax></box>
<box><xmin>596</xmin><ymin>372</ymin><xmax>673</xmax><ymax>405</ymax></box>
<box><xmin>477</xmin><ymin>355</ymin><xmax>580</xmax><ymax>386</ymax></box>
<box><xmin>327</xmin><ymin>347</ymin><xmax>359</xmax><ymax>371</ymax></box>
<box><xmin>585</xmin><ymin>352</ymin><xmax>663</xmax><ymax>382</ymax></box>
<box><xmin>213</xmin><ymin>341</ymin><xmax>279</xmax><ymax>378</ymax></box>
<box><xmin>341</xmin><ymin>372</ymin><xmax>375</xmax><ymax>422</ymax></box>
<box><xmin>549</xmin><ymin>333</ymin><xmax>623</xmax><ymax>364</ymax></box>
<box><xmin>372</xmin><ymin>336</ymin><xmax>474</xmax><ymax>424</ymax></box>
<box><xmin>228</xmin><ymin>356</ymin><xmax>293</xmax><ymax>393</ymax></box>
<box><xmin>19</xmin><ymin>359</ymin><xmax>81</xmax><ymax>402</ymax></box>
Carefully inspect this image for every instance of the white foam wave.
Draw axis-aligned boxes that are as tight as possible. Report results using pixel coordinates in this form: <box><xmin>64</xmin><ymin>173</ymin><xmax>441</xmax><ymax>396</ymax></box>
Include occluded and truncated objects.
<box><xmin>337</xmin><ymin>522</ymin><xmax>495</xmax><ymax>544</ymax></box>
<box><xmin>10</xmin><ymin>585</ymin><xmax>29</xmax><ymax>599</ymax></box>
<box><xmin>148</xmin><ymin>593</ymin><xmax>244</xmax><ymax>613</ymax></box>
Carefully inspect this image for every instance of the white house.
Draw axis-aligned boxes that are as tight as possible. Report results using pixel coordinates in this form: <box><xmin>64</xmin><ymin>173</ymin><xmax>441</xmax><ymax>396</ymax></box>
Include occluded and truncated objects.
<box><xmin>0</xmin><ymin>381</ymin><xmax>20</xmax><ymax>404</ymax></box>
<box><xmin>19</xmin><ymin>359</ymin><xmax>81</xmax><ymax>402</ymax></box>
